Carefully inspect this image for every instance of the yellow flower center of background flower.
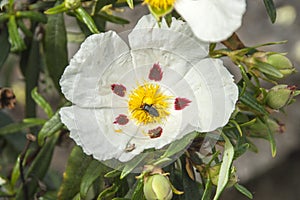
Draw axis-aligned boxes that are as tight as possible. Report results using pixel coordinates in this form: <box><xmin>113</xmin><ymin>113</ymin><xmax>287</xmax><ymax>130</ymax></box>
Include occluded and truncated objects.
<box><xmin>128</xmin><ymin>83</ymin><xmax>171</xmax><ymax>124</ymax></box>
<box><xmin>144</xmin><ymin>0</ymin><xmax>176</xmax><ymax>10</ymax></box>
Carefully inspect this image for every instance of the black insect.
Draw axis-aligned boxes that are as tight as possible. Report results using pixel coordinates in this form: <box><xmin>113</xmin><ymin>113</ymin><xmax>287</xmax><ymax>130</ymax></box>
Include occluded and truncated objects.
<box><xmin>141</xmin><ymin>103</ymin><xmax>159</xmax><ymax>117</ymax></box>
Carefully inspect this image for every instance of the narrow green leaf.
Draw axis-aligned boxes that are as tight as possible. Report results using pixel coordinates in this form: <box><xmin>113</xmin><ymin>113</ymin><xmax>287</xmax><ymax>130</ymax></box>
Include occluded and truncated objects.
<box><xmin>126</xmin><ymin>0</ymin><xmax>134</xmax><ymax>9</ymax></box>
<box><xmin>98</xmin><ymin>12</ymin><xmax>129</xmax><ymax>24</ymax></box>
<box><xmin>263</xmin><ymin>0</ymin><xmax>277</xmax><ymax>23</ymax></box>
<box><xmin>0</xmin><ymin>27</ymin><xmax>10</xmax><ymax>69</ymax></box>
<box><xmin>7</xmin><ymin>15</ymin><xmax>26</xmax><ymax>52</ymax></box>
<box><xmin>44</xmin><ymin>9</ymin><xmax>68</xmax><ymax>91</ymax></box>
<box><xmin>97</xmin><ymin>183</ymin><xmax>119</xmax><ymax>199</ymax></box>
<box><xmin>131</xmin><ymin>179</ymin><xmax>144</xmax><ymax>200</ymax></box>
<box><xmin>74</xmin><ymin>7</ymin><xmax>99</xmax><ymax>34</ymax></box>
<box><xmin>234</xmin><ymin>183</ymin><xmax>253</xmax><ymax>199</ymax></box>
<box><xmin>15</xmin><ymin>133</ymin><xmax>59</xmax><ymax>200</ymax></box>
<box><xmin>261</xmin><ymin>116</ymin><xmax>277</xmax><ymax>157</ymax></box>
<box><xmin>213</xmin><ymin>133</ymin><xmax>234</xmax><ymax>200</ymax></box>
<box><xmin>38</xmin><ymin>110</ymin><xmax>63</xmax><ymax>146</ymax></box>
<box><xmin>254</xmin><ymin>61</ymin><xmax>283</xmax><ymax>79</ymax></box>
<box><xmin>0</xmin><ymin>119</ymin><xmax>45</xmax><ymax>136</ymax></box>
<box><xmin>120</xmin><ymin>153</ymin><xmax>148</xmax><ymax>179</ymax></box>
<box><xmin>160</xmin><ymin>132</ymin><xmax>199</xmax><ymax>159</ymax></box>
<box><xmin>104</xmin><ymin>169</ymin><xmax>122</xmax><ymax>178</ymax></box>
<box><xmin>201</xmin><ymin>179</ymin><xmax>212</xmax><ymax>200</ymax></box>
<box><xmin>31</xmin><ymin>87</ymin><xmax>53</xmax><ymax>118</ymax></box>
<box><xmin>58</xmin><ymin>146</ymin><xmax>92</xmax><ymax>200</ymax></box>
<box><xmin>239</xmin><ymin>88</ymin><xmax>269</xmax><ymax>115</ymax></box>
<box><xmin>10</xmin><ymin>155</ymin><xmax>21</xmax><ymax>186</ymax></box>
<box><xmin>113</xmin><ymin>198</ymin><xmax>131</xmax><ymax>200</ymax></box>
<box><xmin>16</xmin><ymin>11</ymin><xmax>47</xmax><ymax>23</ymax></box>
<box><xmin>80</xmin><ymin>160</ymin><xmax>106</xmax><ymax>199</ymax></box>
<box><xmin>44</xmin><ymin>3</ymin><xmax>68</xmax><ymax>15</ymax></box>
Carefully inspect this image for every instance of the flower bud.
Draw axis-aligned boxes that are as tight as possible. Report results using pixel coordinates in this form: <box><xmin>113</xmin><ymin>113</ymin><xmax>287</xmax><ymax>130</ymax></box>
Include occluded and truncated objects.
<box><xmin>143</xmin><ymin>174</ymin><xmax>173</xmax><ymax>200</ymax></box>
<box><xmin>266</xmin><ymin>85</ymin><xmax>296</xmax><ymax>109</ymax></box>
<box><xmin>250</xmin><ymin>52</ymin><xmax>295</xmax><ymax>80</ymax></box>
<box><xmin>208</xmin><ymin>164</ymin><xmax>237</xmax><ymax>187</ymax></box>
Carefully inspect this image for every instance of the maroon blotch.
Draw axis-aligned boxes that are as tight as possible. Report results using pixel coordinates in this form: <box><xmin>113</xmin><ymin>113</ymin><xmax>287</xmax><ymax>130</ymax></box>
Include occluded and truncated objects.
<box><xmin>114</xmin><ymin>114</ymin><xmax>129</xmax><ymax>125</ymax></box>
<box><xmin>148</xmin><ymin>126</ymin><xmax>163</xmax><ymax>138</ymax></box>
<box><xmin>148</xmin><ymin>63</ymin><xmax>163</xmax><ymax>81</ymax></box>
<box><xmin>174</xmin><ymin>97</ymin><xmax>191</xmax><ymax>110</ymax></box>
<box><xmin>111</xmin><ymin>84</ymin><xmax>126</xmax><ymax>97</ymax></box>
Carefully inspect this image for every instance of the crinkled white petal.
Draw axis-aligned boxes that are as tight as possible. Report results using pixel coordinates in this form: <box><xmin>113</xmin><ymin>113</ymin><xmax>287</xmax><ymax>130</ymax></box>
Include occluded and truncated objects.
<box><xmin>128</xmin><ymin>14</ymin><xmax>209</xmax><ymax>65</ymax></box>
<box><xmin>60</xmin><ymin>31</ymin><xmax>130</xmax><ymax>108</ymax></box>
<box><xmin>182</xmin><ymin>58</ymin><xmax>238</xmax><ymax>131</ymax></box>
<box><xmin>175</xmin><ymin>0</ymin><xmax>246</xmax><ymax>42</ymax></box>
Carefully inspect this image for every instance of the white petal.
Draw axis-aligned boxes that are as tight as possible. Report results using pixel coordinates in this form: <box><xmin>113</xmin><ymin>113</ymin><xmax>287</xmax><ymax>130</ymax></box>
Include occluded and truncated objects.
<box><xmin>128</xmin><ymin>14</ymin><xmax>209</xmax><ymax>65</ymax></box>
<box><xmin>60</xmin><ymin>31</ymin><xmax>131</xmax><ymax>108</ymax></box>
<box><xmin>183</xmin><ymin>58</ymin><xmax>238</xmax><ymax>131</ymax></box>
<box><xmin>175</xmin><ymin>0</ymin><xmax>246</xmax><ymax>42</ymax></box>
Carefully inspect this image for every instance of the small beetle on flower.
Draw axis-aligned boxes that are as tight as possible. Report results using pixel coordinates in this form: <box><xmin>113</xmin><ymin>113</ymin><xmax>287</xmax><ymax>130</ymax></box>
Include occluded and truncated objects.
<box><xmin>59</xmin><ymin>15</ymin><xmax>238</xmax><ymax>162</ymax></box>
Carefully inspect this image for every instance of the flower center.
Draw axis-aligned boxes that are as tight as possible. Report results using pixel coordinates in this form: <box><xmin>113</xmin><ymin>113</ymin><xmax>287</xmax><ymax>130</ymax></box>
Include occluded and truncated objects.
<box><xmin>128</xmin><ymin>83</ymin><xmax>171</xmax><ymax>124</ymax></box>
<box><xmin>144</xmin><ymin>0</ymin><xmax>176</xmax><ymax>10</ymax></box>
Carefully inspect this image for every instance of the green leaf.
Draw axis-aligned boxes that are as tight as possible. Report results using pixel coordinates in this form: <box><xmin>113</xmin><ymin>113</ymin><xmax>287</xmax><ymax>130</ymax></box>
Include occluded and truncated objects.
<box><xmin>263</xmin><ymin>0</ymin><xmax>277</xmax><ymax>23</ymax></box>
<box><xmin>104</xmin><ymin>169</ymin><xmax>122</xmax><ymax>178</ymax></box>
<box><xmin>213</xmin><ymin>133</ymin><xmax>234</xmax><ymax>200</ymax></box>
<box><xmin>15</xmin><ymin>133</ymin><xmax>59</xmax><ymax>200</ymax></box>
<box><xmin>126</xmin><ymin>0</ymin><xmax>134</xmax><ymax>9</ymax></box>
<box><xmin>254</xmin><ymin>60</ymin><xmax>283</xmax><ymax>79</ymax></box>
<box><xmin>31</xmin><ymin>87</ymin><xmax>53</xmax><ymax>118</ymax></box>
<box><xmin>201</xmin><ymin>179</ymin><xmax>212</xmax><ymax>200</ymax></box>
<box><xmin>160</xmin><ymin>132</ymin><xmax>198</xmax><ymax>159</ymax></box>
<box><xmin>74</xmin><ymin>7</ymin><xmax>99</xmax><ymax>34</ymax></box>
<box><xmin>44</xmin><ymin>9</ymin><xmax>68</xmax><ymax>91</ymax></box>
<box><xmin>38</xmin><ymin>110</ymin><xmax>63</xmax><ymax>146</ymax></box>
<box><xmin>234</xmin><ymin>183</ymin><xmax>253</xmax><ymax>199</ymax></box>
<box><xmin>97</xmin><ymin>183</ymin><xmax>119</xmax><ymax>199</ymax></box>
<box><xmin>44</xmin><ymin>3</ymin><xmax>68</xmax><ymax>15</ymax></box>
<box><xmin>10</xmin><ymin>155</ymin><xmax>21</xmax><ymax>186</ymax></box>
<box><xmin>0</xmin><ymin>27</ymin><xmax>10</xmax><ymax>69</ymax></box>
<box><xmin>7</xmin><ymin>15</ymin><xmax>26</xmax><ymax>52</ymax></box>
<box><xmin>261</xmin><ymin>116</ymin><xmax>277</xmax><ymax>157</ymax></box>
<box><xmin>0</xmin><ymin>118</ymin><xmax>45</xmax><ymax>136</ymax></box>
<box><xmin>239</xmin><ymin>88</ymin><xmax>269</xmax><ymax>115</ymax></box>
<box><xmin>98</xmin><ymin>12</ymin><xmax>129</xmax><ymax>25</ymax></box>
<box><xmin>16</xmin><ymin>11</ymin><xmax>47</xmax><ymax>23</ymax></box>
<box><xmin>120</xmin><ymin>153</ymin><xmax>148</xmax><ymax>179</ymax></box>
<box><xmin>80</xmin><ymin>160</ymin><xmax>107</xmax><ymax>199</ymax></box>
<box><xmin>58</xmin><ymin>146</ymin><xmax>92</xmax><ymax>200</ymax></box>
<box><xmin>131</xmin><ymin>179</ymin><xmax>145</xmax><ymax>200</ymax></box>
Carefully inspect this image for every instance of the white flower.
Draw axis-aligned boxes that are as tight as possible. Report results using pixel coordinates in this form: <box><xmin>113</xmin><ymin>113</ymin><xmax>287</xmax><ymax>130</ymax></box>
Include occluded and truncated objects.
<box><xmin>59</xmin><ymin>15</ymin><xmax>238</xmax><ymax>162</ymax></box>
<box><xmin>144</xmin><ymin>0</ymin><xmax>246</xmax><ymax>42</ymax></box>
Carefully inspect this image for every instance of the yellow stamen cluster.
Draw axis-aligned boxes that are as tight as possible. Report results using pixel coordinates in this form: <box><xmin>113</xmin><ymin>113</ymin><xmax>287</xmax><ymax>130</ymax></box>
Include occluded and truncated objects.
<box><xmin>128</xmin><ymin>83</ymin><xmax>171</xmax><ymax>124</ymax></box>
<box><xmin>144</xmin><ymin>0</ymin><xmax>176</xmax><ymax>10</ymax></box>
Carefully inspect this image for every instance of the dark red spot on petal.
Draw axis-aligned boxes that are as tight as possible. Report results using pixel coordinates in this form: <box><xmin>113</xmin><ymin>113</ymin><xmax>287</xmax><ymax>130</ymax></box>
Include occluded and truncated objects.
<box><xmin>148</xmin><ymin>126</ymin><xmax>163</xmax><ymax>138</ymax></box>
<box><xmin>114</xmin><ymin>114</ymin><xmax>129</xmax><ymax>125</ymax></box>
<box><xmin>148</xmin><ymin>63</ymin><xmax>163</xmax><ymax>81</ymax></box>
<box><xmin>111</xmin><ymin>84</ymin><xmax>126</xmax><ymax>97</ymax></box>
<box><xmin>174</xmin><ymin>97</ymin><xmax>191</xmax><ymax>110</ymax></box>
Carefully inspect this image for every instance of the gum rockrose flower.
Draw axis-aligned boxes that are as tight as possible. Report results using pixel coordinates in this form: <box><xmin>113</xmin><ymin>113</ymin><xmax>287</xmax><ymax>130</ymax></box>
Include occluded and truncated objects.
<box><xmin>59</xmin><ymin>15</ymin><xmax>238</xmax><ymax>162</ymax></box>
<box><xmin>144</xmin><ymin>0</ymin><xmax>246</xmax><ymax>42</ymax></box>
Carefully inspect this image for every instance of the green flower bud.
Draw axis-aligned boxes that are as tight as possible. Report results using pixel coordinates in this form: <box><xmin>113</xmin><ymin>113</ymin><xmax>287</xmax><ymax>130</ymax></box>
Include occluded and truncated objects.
<box><xmin>65</xmin><ymin>0</ymin><xmax>81</xmax><ymax>10</ymax></box>
<box><xmin>248</xmin><ymin>118</ymin><xmax>285</xmax><ymax>137</ymax></box>
<box><xmin>143</xmin><ymin>174</ymin><xmax>173</xmax><ymax>200</ymax></box>
<box><xmin>266</xmin><ymin>85</ymin><xmax>296</xmax><ymax>109</ymax></box>
<box><xmin>250</xmin><ymin>52</ymin><xmax>295</xmax><ymax>80</ymax></box>
<box><xmin>208</xmin><ymin>164</ymin><xmax>238</xmax><ymax>188</ymax></box>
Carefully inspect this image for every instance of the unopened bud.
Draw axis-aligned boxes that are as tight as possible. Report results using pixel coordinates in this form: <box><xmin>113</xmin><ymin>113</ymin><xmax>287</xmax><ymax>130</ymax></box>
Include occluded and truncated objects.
<box><xmin>143</xmin><ymin>174</ymin><xmax>173</xmax><ymax>200</ymax></box>
<box><xmin>266</xmin><ymin>85</ymin><xmax>296</xmax><ymax>109</ymax></box>
<box><xmin>250</xmin><ymin>52</ymin><xmax>295</xmax><ymax>80</ymax></box>
<box><xmin>208</xmin><ymin>164</ymin><xmax>237</xmax><ymax>187</ymax></box>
